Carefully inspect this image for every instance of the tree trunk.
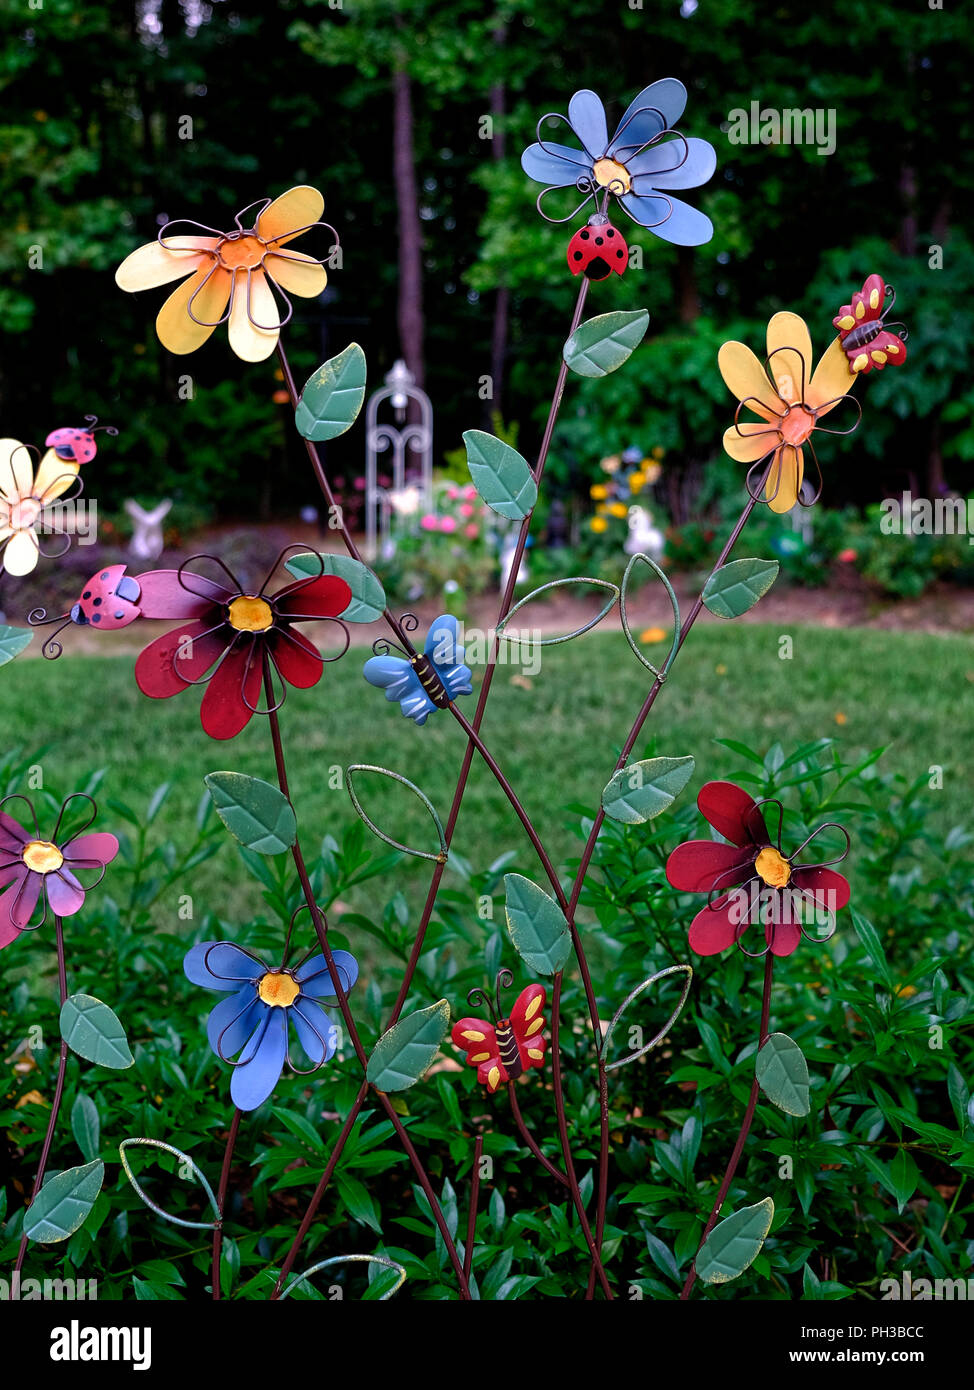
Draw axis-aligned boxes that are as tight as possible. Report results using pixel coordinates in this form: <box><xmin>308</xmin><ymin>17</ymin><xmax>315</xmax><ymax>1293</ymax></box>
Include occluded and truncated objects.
<box><xmin>393</xmin><ymin>62</ymin><xmax>424</xmax><ymax>387</ymax></box>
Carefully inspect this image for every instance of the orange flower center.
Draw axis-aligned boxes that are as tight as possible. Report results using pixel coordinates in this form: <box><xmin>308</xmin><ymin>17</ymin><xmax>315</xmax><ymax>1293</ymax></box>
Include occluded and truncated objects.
<box><xmin>228</xmin><ymin>595</ymin><xmax>273</xmax><ymax>632</ymax></box>
<box><xmin>22</xmin><ymin>840</ymin><xmax>64</xmax><ymax>874</ymax></box>
<box><xmin>779</xmin><ymin>405</ymin><xmax>816</xmax><ymax>447</ymax></box>
<box><xmin>755</xmin><ymin>846</ymin><xmax>791</xmax><ymax>888</ymax></box>
<box><xmin>257</xmin><ymin>970</ymin><xmax>300</xmax><ymax>1008</ymax></box>
<box><xmin>217</xmin><ymin>234</ymin><xmax>267</xmax><ymax>271</ymax></box>
<box><xmin>592</xmin><ymin>157</ymin><xmax>631</xmax><ymax>193</ymax></box>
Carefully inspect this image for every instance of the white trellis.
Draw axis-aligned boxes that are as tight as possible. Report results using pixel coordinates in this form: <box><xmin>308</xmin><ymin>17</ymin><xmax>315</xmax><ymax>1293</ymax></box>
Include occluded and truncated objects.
<box><xmin>364</xmin><ymin>360</ymin><xmax>433</xmax><ymax>560</ymax></box>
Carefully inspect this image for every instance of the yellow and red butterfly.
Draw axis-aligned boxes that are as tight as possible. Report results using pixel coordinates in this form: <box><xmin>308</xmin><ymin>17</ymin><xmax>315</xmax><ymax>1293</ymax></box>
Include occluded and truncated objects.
<box><xmin>833</xmin><ymin>274</ymin><xmax>908</xmax><ymax>374</ymax></box>
<box><xmin>451</xmin><ymin>971</ymin><xmax>547</xmax><ymax>1094</ymax></box>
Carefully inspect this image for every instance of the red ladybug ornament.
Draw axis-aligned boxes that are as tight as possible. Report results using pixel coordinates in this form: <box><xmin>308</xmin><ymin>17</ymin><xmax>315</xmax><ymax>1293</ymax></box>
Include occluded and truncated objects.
<box><xmin>45</xmin><ymin>415</ymin><xmax>118</xmax><ymax>465</ymax></box>
<box><xmin>567</xmin><ymin>216</ymin><xmax>628</xmax><ymax>281</ymax></box>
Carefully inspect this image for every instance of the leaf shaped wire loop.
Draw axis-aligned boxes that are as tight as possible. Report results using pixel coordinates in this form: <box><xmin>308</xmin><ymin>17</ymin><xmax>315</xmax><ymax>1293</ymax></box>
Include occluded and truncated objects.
<box><xmin>619</xmin><ymin>552</ymin><xmax>681</xmax><ymax>681</ymax></box>
<box><xmin>496</xmin><ymin>577</ymin><xmax>620</xmax><ymax>648</ymax></box>
<box><xmin>345</xmin><ymin>764</ymin><xmax>448</xmax><ymax>864</ymax></box>
<box><xmin>118</xmin><ymin>1137</ymin><xmax>221</xmax><ymax>1231</ymax></box>
<box><xmin>600</xmin><ymin>963</ymin><xmax>693</xmax><ymax>1071</ymax></box>
<box><xmin>279</xmin><ymin>1253</ymin><xmax>407</xmax><ymax>1301</ymax></box>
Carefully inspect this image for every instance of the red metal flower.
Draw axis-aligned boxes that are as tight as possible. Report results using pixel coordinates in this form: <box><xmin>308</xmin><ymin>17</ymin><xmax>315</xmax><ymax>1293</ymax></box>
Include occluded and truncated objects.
<box><xmin>134</xmin><ymin>549</ymin><xmax>352</xmax><ymax>740</ymax></box>
<box><xmin>0</xmin><ymin>794</ymin><xmax>118</xmax><ymax>951</ymax></box>
<box><xmin>665</xmin><ymin>780</ymin><xmax>850</xmax><ymax>958</ymax></box>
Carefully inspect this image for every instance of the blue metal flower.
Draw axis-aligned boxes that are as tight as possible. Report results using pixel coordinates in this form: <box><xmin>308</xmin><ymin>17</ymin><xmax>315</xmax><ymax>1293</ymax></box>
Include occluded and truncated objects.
<box><xmin>521</xmin><ymin>80</ymin><xmax>716</xmax><ymax>246</ymax></box>
<box><xmin>184</xmin><ymin>940</ymin><xmax>358</xmax><ymax>1110</ymax></box>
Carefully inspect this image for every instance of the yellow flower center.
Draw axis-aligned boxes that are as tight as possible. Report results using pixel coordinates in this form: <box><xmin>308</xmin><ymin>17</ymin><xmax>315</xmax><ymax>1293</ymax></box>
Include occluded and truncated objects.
<box><xmin>217</xmin><ymin>234</ymin><xmax>267</xmax><ymax>271</ymax></box>
<box><xmin>257</xmin><ymin>971</ymin><xmax>300</xmax><ymax>1008</ymax></box>
<box><xmin>755</xmin><ymin>846</ymin><xmax>792</xmax><ymax>888</ymax></box>
<box><xmin>22</xmin><ymin>840</ymin><xmax>64</xmax><ymax>874</ymax></box>
<box><xmin>780</xmin><ymin>405</ymin><xmax>816</xmax><ymax>447</ymax></box>
<box><xmin>592</xmin><ymin>157</ymin><xmax>631</xmax><ymax>194</ymax></box>
<box><xmin>227</xmin><ymin>595</ymin><xmax>274</xmax><ymax>632</ymax></box>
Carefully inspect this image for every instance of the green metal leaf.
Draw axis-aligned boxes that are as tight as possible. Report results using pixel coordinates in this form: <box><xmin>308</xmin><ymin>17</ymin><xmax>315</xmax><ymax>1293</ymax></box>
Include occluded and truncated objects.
<box><xmin>463</xmin><ymin>430</ymin><xmax>537</xmax><ymax>520</ymax></box>
<box><xmin>0</xmin><ymin>624</ymin><xmax>33</xmax><ymax>667</ymax></box>
<box><xmin>562</xmin><ymin>309</ymin><xmax>649</xmax><ymax>378</ymax></box>
<box><xmin>601</xmin><ymin>965</ymin><xmax>694</xmax><ymax>1070</ymax></box>
<box><xmin>118</xmin><ymin>1138</ymin><xmax>220</xmax><ymax>1231</ymax></box>
<box><xmin>70</xmin><ymin>1093</ymin><xmax>100</xmax><ymax>1162</ymax></box>
<box><xmin>756</xmin><ymin>1032</ymin><xmax>810</xmax><ymax>1116</ymax></box>
<box><xmin>366</xmin><ymin>999</ymin><xmax>451</xmax><ymax>1092</ymax></box>
<box><xmin>696</xmin><ymin>1197</ymin><xmax>775</xmax><ymax>1285</ymax></box>
<box><xmin>285</xmin><ymin>552</ymin><xmax>386</xmax><ymax>623</ymax></box>
<box><xmin>24</xmin><ymin>1160</ymin><xmax>104</xmax><ymax>1243</ymax></box>
<box><xmin>204</xmin><ymin>772</ymin><xmax>296</xmax><ymax>855</ymax></box>
<box><xmin>294</xmin><ymin>342</ymin><xmax>367</xmax><ymax>441</ymax></box>
<box><xmin>345</xmin><ymin>764</ymin><xmax>447</xmax><ymax>862</ymax></box>
<box><xmin>503</xmin><ymin>873</ymin><xmax>572</xmax><ymax>976</ymax></box>
<box><xmin>60</xmin><ymin>994</ymin><xmax>133</xmax><ymax>1069</ymax></box>
<box><xmin>701</xmin><ymin>557</ymin><xmax>779</xmax><ymax>619</ymax></box>
<box><xmin>601</xmin><ymin>755</ymin><xmax>695</xmax><ymax>825</ymax></box>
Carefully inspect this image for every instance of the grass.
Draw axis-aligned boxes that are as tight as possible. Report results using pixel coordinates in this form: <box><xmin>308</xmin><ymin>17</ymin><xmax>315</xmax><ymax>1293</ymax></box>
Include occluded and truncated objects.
<box><xmin>1</xmin><ymin>623</ymin><xmax>970</xmax><ymax>923</ymax></box>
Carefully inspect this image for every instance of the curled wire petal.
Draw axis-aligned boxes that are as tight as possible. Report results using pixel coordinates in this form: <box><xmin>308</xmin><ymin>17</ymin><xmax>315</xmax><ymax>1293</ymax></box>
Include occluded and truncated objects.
<box><xmin>0</xmin><ymin>793</ymin><xmax>40</xmax><ymax>838</ymax></box>
<box><xmin>790</xmin><ymin>820</ymin><xmax>851</xmax><ymax>868</ymax></box>
<box><xmin>51</xmin><ymin>791</ymin><xmax>99</xmax><ymax>846</ymax></box>
<box><xmin>185</xmin><ymin>258</ymin><xmax>233</xmax><ymax>329</ymax></box>
<box><xmin>177</xmin><ymin>551</ymin><xmax>242</xmax><ymax>601</ymax></box>
<box><xmin>536</xmin><ymin>182</ymin><xmax>600</xmax><ymax>225</ymax></box>
<box><xmin>258</xmin><ymin>541</ymin><xmax>325</xmax><ymax>599</ymax></box>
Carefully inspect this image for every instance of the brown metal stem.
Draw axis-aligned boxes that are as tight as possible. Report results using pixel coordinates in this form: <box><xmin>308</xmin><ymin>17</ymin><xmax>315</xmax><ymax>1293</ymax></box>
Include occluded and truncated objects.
<box><xmin>14</xmin><ymin>917</ymin><xmax>70</xmax><ymax>1279</ymax></box>
<box><xmin>211</xmin><ymin>1107</ymin><xmax>242</xmax><ymax>1301</ymax></box>
<box><xmin>263</xmin><ymin>659</ymin><xmax>471</xmax><ymax>1299</ymax></box>
<box><xmin>463</xmin><ymin>1134</ymin><xmax>484</xmax><ymax>1283</ymax></box>
<box><xmin>680</xmin><ymin>951</ymin><xmax>775</xmax><ymax>1300</ymax></box>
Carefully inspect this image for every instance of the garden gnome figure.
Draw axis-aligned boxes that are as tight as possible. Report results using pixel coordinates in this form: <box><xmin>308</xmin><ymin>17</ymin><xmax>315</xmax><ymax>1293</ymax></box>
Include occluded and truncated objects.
<box><xmin>124</xmin><ymin>498</ymin><xmax>172</xmax><ymax>560</ymax></box>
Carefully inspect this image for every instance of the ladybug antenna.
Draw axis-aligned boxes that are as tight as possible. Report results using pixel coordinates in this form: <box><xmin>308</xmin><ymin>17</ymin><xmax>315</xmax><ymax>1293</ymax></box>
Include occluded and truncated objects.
<box><xmin>466</xmin><ymin>968</ymin><xmax>513</xmax><ymax>1026</ymax></box>
<box><xmin>495</xmin><ymin>967</ymin><xmax>514</xmax><ymax>1018</ymax></box>
<box><xmin>83</xmin><ymin>415</ymin><xmax>119</xmax><ymax>438</ymax></box>
<box><xmin>26</xmin><ymin>606</ymin><xmax>72</xmax><ymax>660</ymax></box>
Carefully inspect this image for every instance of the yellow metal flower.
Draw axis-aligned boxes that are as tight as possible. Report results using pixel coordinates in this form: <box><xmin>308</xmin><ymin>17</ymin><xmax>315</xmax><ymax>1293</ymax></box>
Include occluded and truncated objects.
<box><xmin>115</xmin><ymin>186</ymin><xmax>331</xmax><ymax>363</ymax></box>
<box><xmin>0</xmin><ymin>439</ymin><xmax>79</xmax><ymax>576</ymax></box>
<box><xmin>718</xmin><ymin>312</ymin><xmax>858</xmax><ymax>513</ymax></box>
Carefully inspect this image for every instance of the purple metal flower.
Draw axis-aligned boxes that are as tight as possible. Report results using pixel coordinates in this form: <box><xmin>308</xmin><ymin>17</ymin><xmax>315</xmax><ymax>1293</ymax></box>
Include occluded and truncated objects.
<box><xmin>521</xmin><ymin>80</ymin><xmax>716</xmax><ymax>245</ymax></box>
<box><xmin>184</xmin><ymin>940</ymin><xmax>358</xmax><ymax>1110</ymax></box>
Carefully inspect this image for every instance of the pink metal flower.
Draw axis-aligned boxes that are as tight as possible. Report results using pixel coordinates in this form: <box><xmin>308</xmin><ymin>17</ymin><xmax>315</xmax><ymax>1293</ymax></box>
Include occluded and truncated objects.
<box><xmin>0</xmin><ymin>794</ymin><xmax>118</xmax><ymax>950</ymax></box>
<box><xmin>665</xmin><ymin>780</ymin><xmax>850</xmax><ymax>958</ymax></box>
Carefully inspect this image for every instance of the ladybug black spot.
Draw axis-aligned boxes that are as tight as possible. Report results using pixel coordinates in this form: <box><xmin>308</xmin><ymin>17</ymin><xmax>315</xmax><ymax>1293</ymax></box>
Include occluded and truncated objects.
<box><xmin>595</xmin><ymin>236</ymin><xmax>604</xmax><ymax>246</ymax></box>
<box><xmin>573</xmin><ymin>251</ymin><xmax>583</xmax><ymax>261</ymax></box>
<box><xmin>93</xmin><ymin>597</ymin><xmax>102</xmax><ymax>606</ymax></box>
<box><xmin>92</xmin><ymin>613</ymin><xmax>102</xmax><ymax>624</ymax></box>
<box><xmin>580</xmin><ymin>230</ymin><xmax>590</xmax><ymax>240</ymax></box>
<box><xmin>616</xmin><ymin>249</ymin><xmax>624</xmax><ymax>258</ymax></box>
<box><xmin>82</xmin><ymin>591</ymin><xmax>91</xmax><ymax>600</ymax></box>
<box><xmin>607</xmin><ymin>229</ymin><xmax>615</xmax><ymax>238</ymax></box>
<box><xmin>100</xmin><ymin>572</ymin><xmax>109</xmax><ymax>580</ymax></box>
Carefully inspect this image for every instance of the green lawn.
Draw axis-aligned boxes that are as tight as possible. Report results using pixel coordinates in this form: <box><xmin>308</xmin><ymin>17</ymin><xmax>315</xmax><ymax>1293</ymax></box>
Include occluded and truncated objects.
<box><xmin>1</xmin><ymin>624</ymin><xmax>970</xmax><ymax>923</ymax></box>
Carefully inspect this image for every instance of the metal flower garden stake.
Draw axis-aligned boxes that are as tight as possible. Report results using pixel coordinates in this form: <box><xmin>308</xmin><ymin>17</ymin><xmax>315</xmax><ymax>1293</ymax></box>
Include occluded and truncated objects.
<box><xmin>4</xmin><ymin>75</ymin><xmax>909</xmax><ymax>1300</ymax></box>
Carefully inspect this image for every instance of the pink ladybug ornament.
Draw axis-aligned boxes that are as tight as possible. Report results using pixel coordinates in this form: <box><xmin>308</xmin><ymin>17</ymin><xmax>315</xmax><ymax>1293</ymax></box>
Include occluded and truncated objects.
<box><xmin>45</xmin><ymin>415</ymin><xmax>118</xmax><ymax>465</ymax></box>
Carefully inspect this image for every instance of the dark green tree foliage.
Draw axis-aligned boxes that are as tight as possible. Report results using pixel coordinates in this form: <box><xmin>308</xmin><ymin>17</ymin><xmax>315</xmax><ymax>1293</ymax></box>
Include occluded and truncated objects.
<box><xmin>0</xmin><ymin>0</ymin><xmax>971</xmax><ymax>520</ymax></box>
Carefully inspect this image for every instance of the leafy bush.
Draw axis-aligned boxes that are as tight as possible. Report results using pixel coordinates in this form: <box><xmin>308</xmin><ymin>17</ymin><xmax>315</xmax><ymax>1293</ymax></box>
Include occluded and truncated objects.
<box><xmin>3</xmin><ymin>738</ymin><xmax>970</xmax><ymax>1299</ymax></box>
